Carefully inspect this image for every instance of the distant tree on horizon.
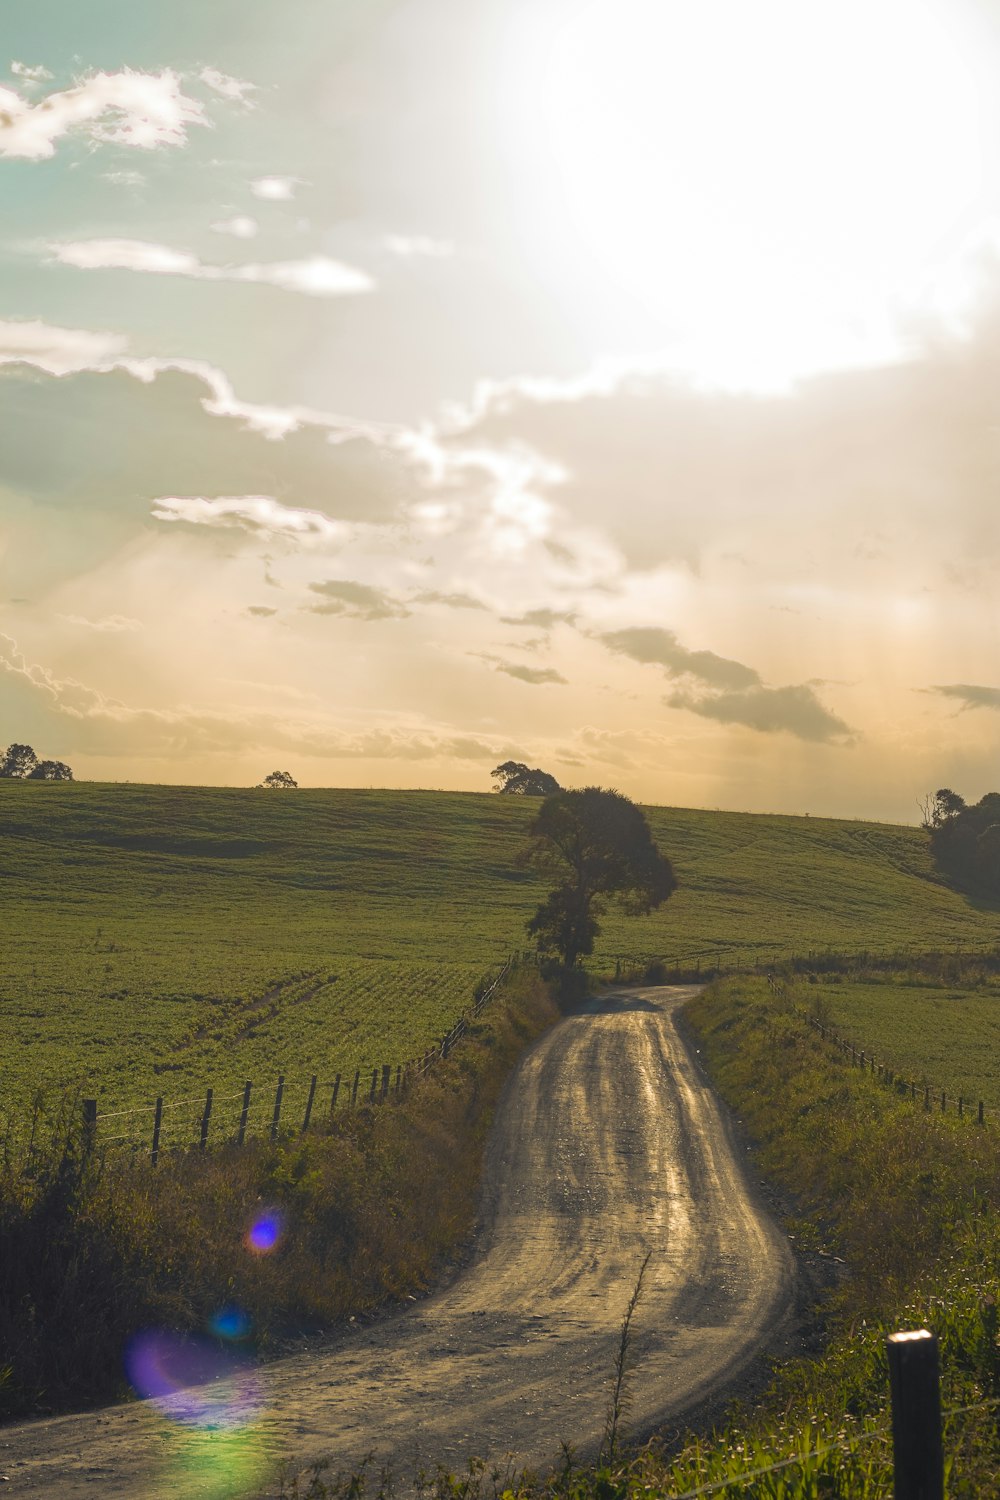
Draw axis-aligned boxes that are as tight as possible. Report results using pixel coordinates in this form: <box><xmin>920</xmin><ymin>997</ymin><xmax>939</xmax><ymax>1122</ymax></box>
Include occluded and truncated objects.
<box><xmin>924</xmin><ymin>787</ymin><xmax>1000</xmax><ymax>896</ymax></box>
<box><xmin>0</xmin><ymin>743</ymin><xmax>73</xmax><ymax>780</ymax></box>
<box><xmin>491</xmin><ymin>760</ymin><xmax>561</xmax><ymax>796</ymax></box>
<box><xmin>259</xmin><ymin>770</ymin><xmax>298</xmax><ymax>789</ymax></box>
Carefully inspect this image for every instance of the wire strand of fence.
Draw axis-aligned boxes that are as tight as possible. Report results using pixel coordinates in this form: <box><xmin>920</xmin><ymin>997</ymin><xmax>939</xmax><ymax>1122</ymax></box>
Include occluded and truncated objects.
<box><xmin>95</xmin><ymin>1103</ymin><xmax>155</xmax><ymax>1120</ymax></box>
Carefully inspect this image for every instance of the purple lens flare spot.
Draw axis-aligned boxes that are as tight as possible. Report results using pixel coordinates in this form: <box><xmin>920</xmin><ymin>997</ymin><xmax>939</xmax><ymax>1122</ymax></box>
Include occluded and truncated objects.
<box><xmin>124</xmin><ymin>1329</ymin><xmax>262</xmax><ymax>1428</ymax></box>
<box><xmin>245</xmin><ymin>1208</ymin><xmax>284</xmax><ymax>1255</ymax></box>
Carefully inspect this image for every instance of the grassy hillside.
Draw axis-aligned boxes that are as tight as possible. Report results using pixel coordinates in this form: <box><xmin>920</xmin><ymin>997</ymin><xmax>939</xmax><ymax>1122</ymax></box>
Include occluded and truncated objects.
<box><xmin>2</xmin><ymin>782</ymin><xmax>997</xmax><ymax>1119</ymax></box>
<box><xmin>808</xmin><ymin>976</ymin><xmax>1000</xmax><ymax>1109</ymax></box>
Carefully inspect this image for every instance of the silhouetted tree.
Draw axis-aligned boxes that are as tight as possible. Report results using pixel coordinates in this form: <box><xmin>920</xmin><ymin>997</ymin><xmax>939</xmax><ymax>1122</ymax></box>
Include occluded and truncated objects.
<box><xmin>27</xmin><ymin>759</ymin><xmax>73</xmax><ymax>781</ymax></box>
<box><xmin>0</xmin><ymin>743</ymin><xmax>73</xmax><ymax>780</ymax></box>
<box><xmin>926</xmin><ymin>788</ymin><xmax>1000</xmax><ymax>896</ymax></box>
<box><xmin>491</xmin><ymin>760</ymin><xmax>561</xmax><ymax>796</ymax></box>
<box><xmin>520</xmin><ymin>787</ymin><xmax>677</xmax><ymax>969</ymax></box>
<box><xmin>259</xmin><ymin>770</ymin><xmax>298</xmax><ymax>788</ymax></box>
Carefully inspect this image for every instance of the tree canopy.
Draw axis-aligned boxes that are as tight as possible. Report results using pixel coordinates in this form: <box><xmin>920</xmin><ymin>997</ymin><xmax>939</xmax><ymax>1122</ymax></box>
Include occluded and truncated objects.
<box><xmin>0</xmin><ymin>743</ymin><xmax>73</xmax><ymax>780</ymax></box>
<box><xmin>491</xmin><ymin>760</ymin><xmax>561</xmax><ymax>796</ymax></box>
<box><xmin>925</xmin><ymin>788</ymin><xmax>1000</xmax><ymax>896</ymax></box>
<box><xmin>259</xmin><ymin>770</ymin><xmax>298</xmax><ymax>789</ymax></box>
<box><xmin>521</xmin><ymin>786</ymin><xmax>677</xmax><ymax>969</ymax></box>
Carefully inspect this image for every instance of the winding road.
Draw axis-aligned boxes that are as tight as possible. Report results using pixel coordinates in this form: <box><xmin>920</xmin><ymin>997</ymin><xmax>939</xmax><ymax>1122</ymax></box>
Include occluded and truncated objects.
<box><xmin>0</xmin><ymin>986</ymin><xmax>795</xmax><ymax>1497</ymax></box>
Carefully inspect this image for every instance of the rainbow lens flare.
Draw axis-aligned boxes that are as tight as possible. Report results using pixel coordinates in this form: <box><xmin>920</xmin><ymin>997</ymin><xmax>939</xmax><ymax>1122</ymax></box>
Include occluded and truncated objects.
<box><xmin>124</xmin><ymin>1329</ymin><xmax>263</xmax><ymax>1429</ymax></box>
<box><xmin>245</xmin><ymin>1208</ymin><xmax>284</xmax><ymax>1255</ymax></box>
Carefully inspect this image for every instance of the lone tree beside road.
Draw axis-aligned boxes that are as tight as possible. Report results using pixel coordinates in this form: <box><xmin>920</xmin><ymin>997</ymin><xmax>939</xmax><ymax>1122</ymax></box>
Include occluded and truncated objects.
<box><xmin>491</xmin><ymin>760</ymin><xmax>561</xmax><ymax>796</ymax></box>
<box><xmin>521</xmin><ymin>786</ymin><xmax>676</xmax><ymax>970</ymax></box>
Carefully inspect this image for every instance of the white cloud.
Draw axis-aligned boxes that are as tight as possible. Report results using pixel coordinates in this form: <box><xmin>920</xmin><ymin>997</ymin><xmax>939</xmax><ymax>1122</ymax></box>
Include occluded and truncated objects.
<box><xmin>0</xmin><ymin>68</ymin><xmax>208</xmax><ymax>160</ymax></box>
<box><xmin>50</xmin><ymin>238</ymin><xmax>375</xmax><ymax>297</ymax></box>
<box><xmin>383</xmin><ymin>233</ymin><xmax>455</xmax><ymax>258</ymax></box>
<box><xmin>0</xmin><ymin>317</ymin><xmax>128</xmax><ymax>375</ymax></box>
<box><xmin>10</xmin><ymin>62</ymin><xmax>54</xmax><ymax>84</ymax></box>
<box><xmin>210</xmin><ymin>215</ymin><xmax>258</xmax><ymax>240</ymax></box>
<box><xmin>151</xmin><ymin>494</ymin><xmax>352</xmax><ymax>545</ymax></box>
<box><xmin>198</xmin><ymin>67</ymin><xmax>256</xmax><ymax>105</ymax></box>
<box><xmin>250</xmin><ymin>175</ymin><xmax>300</xmax><ymax>200</ymax></box>
<box><xmin>104</xmin><ymin>168</ymin><xmax>146</xmax><ymax>188</ymax></box>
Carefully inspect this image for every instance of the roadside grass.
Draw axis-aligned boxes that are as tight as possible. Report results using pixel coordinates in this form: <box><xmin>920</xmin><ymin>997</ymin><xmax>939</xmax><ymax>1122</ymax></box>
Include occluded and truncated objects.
<box><xmin>0</xmin><ymin>965</ymin><xmax>558</xmax><ymax>1418</ymax></box>
<box><xmin>4</xmin><ymin>783</ymin><xmax>999</xmax><ymax>1118</ymax></box>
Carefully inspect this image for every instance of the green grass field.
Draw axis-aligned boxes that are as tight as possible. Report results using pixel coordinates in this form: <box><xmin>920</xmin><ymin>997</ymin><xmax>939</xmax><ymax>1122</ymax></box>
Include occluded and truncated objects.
<box><xmin>807</xmin><ymin>976</ymin><xmax>1000</xmax><ymax>1109</ymax></box>
<box><xmin>3</xmin><ymin>781</ymin><xmax>998</xmax><ymax>1126</ymax></box>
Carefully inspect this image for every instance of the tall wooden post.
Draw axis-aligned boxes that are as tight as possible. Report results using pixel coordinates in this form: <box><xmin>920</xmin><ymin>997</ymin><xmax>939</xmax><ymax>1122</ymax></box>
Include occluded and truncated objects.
<box><xmin>380</xmin><ymin>1064</ymin><xmax>391</xmax><ymax>1101</ymax></box>
<box><xmin>270</xmin><ymin>1075</ymin><xmax>284</xmax><ymax>1140</ymax></box>
<box><xmin>887</xmin><ymin>1330</ymin><xmax>943</xmax><ymax>1500</ymax></box>
<box><xmin>330</xmin><ymin>1073</ymin><xmax>341</xmax><ymax>1116</ymax></box>
<box><xmin>368</xmin><ymin>1067</ymin><xmax>378</xmax><ymax>1104</ymax></box>
<box><xmin>151</xmin><ymin>1096</ymin><xmax>163</xmax><ymax>1166</ymax></box>
<box><xmin>199</xmin><ymin>1089</ymin><xmax>213</xmax><ymax>1151</ymax></box>
<box><xmin>395</xmin><ymin>1064</ymin><xmax>402</xmax><ymax>1096</ymax></box>
<box><xmin>302</xmin><ymin>1074</ymin><xmax>317</xmax><ymax>1131</ymax></box>
<box><xmin>237</xmin><ymin>1080</ymin><xmax>252</xmax><ymax>1145</ymax></box>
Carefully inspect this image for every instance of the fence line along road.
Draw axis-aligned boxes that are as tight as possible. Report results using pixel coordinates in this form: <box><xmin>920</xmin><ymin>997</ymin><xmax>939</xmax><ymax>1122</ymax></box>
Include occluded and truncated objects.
<box><xmin>78</xmin><ymin>953</ymin><xmax>516</xmax><ymax>1166</ymax></box>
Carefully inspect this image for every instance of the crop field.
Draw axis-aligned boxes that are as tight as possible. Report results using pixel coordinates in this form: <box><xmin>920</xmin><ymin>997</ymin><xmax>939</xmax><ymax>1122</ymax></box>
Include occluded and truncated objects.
<box><xmin>807</xmin><ymin>976</ymin><xmax>1000</xmax><ymax>1109</ymax></box>
<box><xmin>2</xmin><ymin>781</ymin><xmax>998</xmax><ymax>1122</ymax></box>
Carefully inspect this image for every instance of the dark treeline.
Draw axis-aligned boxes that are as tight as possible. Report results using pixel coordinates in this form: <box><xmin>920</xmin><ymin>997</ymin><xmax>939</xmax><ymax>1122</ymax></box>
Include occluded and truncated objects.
<box><xmin>924</xmin><ymin>787</ymin><xmax>1000</xmax><ymax>897</ymax></box>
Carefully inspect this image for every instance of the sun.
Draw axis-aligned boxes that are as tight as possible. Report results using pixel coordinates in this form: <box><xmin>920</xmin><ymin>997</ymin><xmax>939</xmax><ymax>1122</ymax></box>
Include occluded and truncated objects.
<box><xmin>502</xmin><ymin>0</ymin><xmax>998</xmax><ymax>389</ymax></box>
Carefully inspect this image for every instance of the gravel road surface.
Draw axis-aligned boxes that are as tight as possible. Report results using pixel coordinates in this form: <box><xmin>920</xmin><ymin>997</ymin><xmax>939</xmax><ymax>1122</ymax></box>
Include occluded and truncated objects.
<box><xmin>0</xmin><ymin>985</ymin><xmax>795</xmax><ymax>1497</ymax></box>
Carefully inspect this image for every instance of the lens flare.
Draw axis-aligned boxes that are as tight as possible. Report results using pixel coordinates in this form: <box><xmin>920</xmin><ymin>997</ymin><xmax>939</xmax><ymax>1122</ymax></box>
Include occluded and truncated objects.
<box><xmin>124</xmin><ymin>1329</ymin><xmax>263</xmax><ymax>1428</ymax></box>
<box><xmin>245</xmin><ymin>1208</ymin><xmax>284</xmax><ymax>1255</ymax></box>
<box><xmin>209</xmin><ymin>1305</ymin><xmax>252</xmax><ymax>1342</ymax></box>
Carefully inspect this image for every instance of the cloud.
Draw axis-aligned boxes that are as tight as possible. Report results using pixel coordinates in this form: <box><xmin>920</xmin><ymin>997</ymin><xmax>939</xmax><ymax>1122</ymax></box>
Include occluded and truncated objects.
<box><xmin>152</xmin><ymin>495</ymin><xmax>351</xmax><ymax>544</ymax></box>
<box><xmin>383</xmin><ymin>234</ymin><xmax>455</xmax><ymax>258</ymax></box>
<box><xmin>198</xmin><ymin>67</ymin><xmax>256</xmax><ymax>105</ymax></box>
<box><xmin>412</xmin><ymin>589</ymin><xmax>487</xmax><ymax>610</ymax></box>
<box><xmin>601</xmin><ymin>627</ymin><xmax>759</xmax><ymax>690</ymax></box>
<box><xmin>668</xmin><ymin>683</ymin><xmax>855</xmax><ymax>743</ymax></box>
<box><xmin>250</xmin><ymin>175</ymin><xmax>300</xmax><ymax>200</ymax></box>
<box><xmin>59</xmin><ymin>614</ymin><xmax>141</xmax><ymax>633</ymax></box>
<box><xmin>50</xmin><ymin>239</ymin><xmax>374</xmax><ymax>297</ymax></box>
<box><xmin>10</xmin><ymin>62</ymin><xmax>54</xmax><ymax>83</ymax></box>
<box><xmin>501</xmin><ymin>607</ymin><xmax>578</xmax><ymax>629</ymax></box>
<box><xmin>0</xmin><ymin>631</ymin><xmax>498</xmax><ymax>764</ymax></box>
<box><xmin>307</xmin><ymin>579</ymin><xmax>411</xmax><ymax>620</ymax></box>
<box><xmin>0</xmin><ymin>317</ymin><xmax>127</xmax><ymax>375</ymax></box>
<box><xmin>246</xmin><ymin>606</ymin><xmax>277</xmax><ymax>618</ymax></box>
<box><xmin>0</xmin><ymin>69</ymin><xmax>208</xmax><ymax>160</ymax></box>
<box><xmin>476</xmin><ymin>653</ymin><xmax>567</xmax><ymax>686</ymax></box>
<box><xmin>930</xmin><ymin>683</ymin><xmax>1000</xmax><ymax>712</ymax></box>
<box><xmin>104</xmin><ymin>168</ymin><xmax>145</xmax><ymax>188</ymax></box>
<box><xmin>210</xmin><ymin>216</ymin><xmax>258</xmax><ymax>240</ymax></box>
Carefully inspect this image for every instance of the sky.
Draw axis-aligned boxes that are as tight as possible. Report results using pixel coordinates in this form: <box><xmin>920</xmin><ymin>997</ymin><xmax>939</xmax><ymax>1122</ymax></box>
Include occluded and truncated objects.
<box><xmin>2</xmin><ymin>0</ymin><xmax>1000</xmax><ymax>820</ymax></box>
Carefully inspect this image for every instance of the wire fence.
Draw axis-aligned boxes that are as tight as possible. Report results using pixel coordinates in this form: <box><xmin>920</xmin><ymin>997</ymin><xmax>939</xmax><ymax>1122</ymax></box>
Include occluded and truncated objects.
<box><xmin>68</xmin><ymin>952</ymin><xmax>517</xmax><ymax>1166</ymax></box>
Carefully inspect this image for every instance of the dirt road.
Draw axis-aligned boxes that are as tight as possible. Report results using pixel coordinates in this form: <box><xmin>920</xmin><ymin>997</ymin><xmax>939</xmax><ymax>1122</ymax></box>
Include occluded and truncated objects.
<box><xmin>0</xmin><ymin>986</ymin><xmax>795</xmax><ymax>1497</ymax></box>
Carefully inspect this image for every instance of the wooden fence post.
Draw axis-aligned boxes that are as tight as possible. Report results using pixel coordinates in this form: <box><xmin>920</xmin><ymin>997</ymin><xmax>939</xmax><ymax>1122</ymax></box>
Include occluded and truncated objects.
<box><xmin>82</xmin><ymin>1099</ymin><xmax>97</xmax><ymax>1156</ymax></box>
<box><xmin>302</xmin><ymin>1074</ymin><xmax>317</xmax><ymax>1132</ymax></box>
<box><xmin>330</xmin><ymin>1073</ymin><xmax>341</xmax><ymax>1116</ymax></box>
<box><xmin>271</xmin><ymin>1075</ymin><xmax>285</xmax><ymax>1140</ymax></box>
<box><xmin>151</xmin><ymin>1096</ymin><xmax>163</xmax><ymax>1166</ymax></box>
<box><xmin>369</xmin><ymin>1067</ymin><xmax>378</xmax><ymax>1104</ymax></box>
<box><xmin>395</xmin><ymin>1064</ymin><xmax>402</xmax><ymax>1097</ymax></box>
<box><xmin>199</xmin><ymin>1088</ymin><xmax>213</xmax><ymax>1151</ymax></box>
<box><xmin>350</xmin><ymin>1069</ymin><xmax>360</xmax><ymax>1105</ymax></box>
<box><xmin>887</xmin><ymin>1329</ymin><xmax>943</xmax><ymax>1500</ymax></box>
<box><xmin>979</xmin><ymin>1100</ymin><xmax>985</xmax><ymax>1125</ymax></box>
<box><xmin>237</xmin><ymin>1080</ymin><xmax>252</xmax><ymax>1146</ymax></box>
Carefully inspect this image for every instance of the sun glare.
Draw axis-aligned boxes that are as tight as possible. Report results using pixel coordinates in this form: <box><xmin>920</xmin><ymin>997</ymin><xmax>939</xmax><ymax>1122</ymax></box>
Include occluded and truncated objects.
<box><xmin>505</xmin><ymin>0</ymin><xmax>997</xmax><ymax>388</ymax></box>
